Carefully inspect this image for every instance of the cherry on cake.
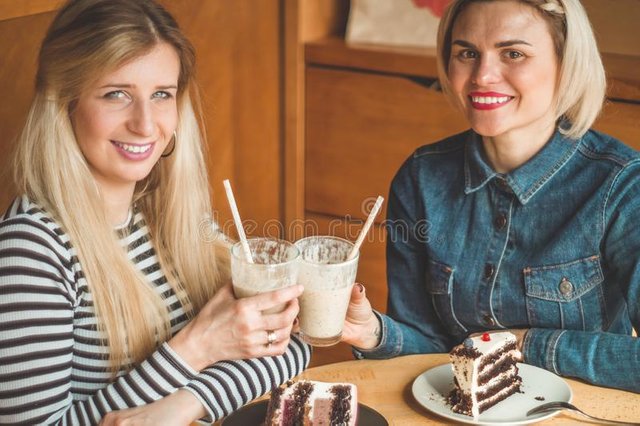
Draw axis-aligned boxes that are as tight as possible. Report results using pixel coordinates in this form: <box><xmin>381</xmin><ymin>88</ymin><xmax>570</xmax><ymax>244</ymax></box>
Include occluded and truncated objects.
<box><xmin>447</xmin><ymin>331</ymin><xmax>523</xmax><ymax>418</ymax></box>
<box><xmin>265</xmin><ymin>380</ymin><xmax>357</xmax><ymax>425</ymax></box>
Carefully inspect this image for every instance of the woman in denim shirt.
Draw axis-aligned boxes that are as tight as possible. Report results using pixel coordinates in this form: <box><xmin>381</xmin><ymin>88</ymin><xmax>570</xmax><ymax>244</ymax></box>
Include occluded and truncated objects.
<box><xmin>341</xmin><ymin>0</ymin><xmax>640</xmax><ymax>393</ymax></box>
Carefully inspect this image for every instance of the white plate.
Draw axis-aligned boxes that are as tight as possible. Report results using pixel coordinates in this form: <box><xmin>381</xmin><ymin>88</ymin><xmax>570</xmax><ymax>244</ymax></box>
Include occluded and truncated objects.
<box><xmin>412</xmin><ymin>363</ymin><xmax>572</xmax><ymax>425</ymax></box>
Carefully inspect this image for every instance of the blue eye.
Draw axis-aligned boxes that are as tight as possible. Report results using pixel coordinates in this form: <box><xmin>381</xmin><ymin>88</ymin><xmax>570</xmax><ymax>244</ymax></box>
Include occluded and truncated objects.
<box><xmin>152</xmin><ymin>91</ymin><xmax>173</xmax><ymax>100</ymax></box>
<box><xmin>103</xmin><ymin>90</ymin><xmax>127</xmax><ymax>100</ymax></box>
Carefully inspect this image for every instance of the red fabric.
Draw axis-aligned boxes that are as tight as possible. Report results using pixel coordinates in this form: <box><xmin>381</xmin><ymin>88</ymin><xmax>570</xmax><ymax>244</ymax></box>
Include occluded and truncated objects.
<box><xmin>411</xmin><ymin>0</ymin><xmax>452</xmax><ymax>17</ymax></box>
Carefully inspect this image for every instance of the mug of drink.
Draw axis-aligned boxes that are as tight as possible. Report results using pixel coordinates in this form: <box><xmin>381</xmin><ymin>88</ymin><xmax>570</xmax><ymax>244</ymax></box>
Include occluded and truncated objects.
<box><xmin>294</xmin><ymin>236</ymin><xmax>359</xmax><ymax>346</ymax></box>
<box><xmin>230</xmin><ymin>237</ymin><xmax>299</xmax><ymax>314</ymax></box>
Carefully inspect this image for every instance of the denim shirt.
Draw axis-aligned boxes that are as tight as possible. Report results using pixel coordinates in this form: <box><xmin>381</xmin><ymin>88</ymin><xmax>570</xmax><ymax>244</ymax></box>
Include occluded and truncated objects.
<box><xmin>355</xmin><ymin>128</ymin><xmax>640</xmax><ymax>393</ymax></box>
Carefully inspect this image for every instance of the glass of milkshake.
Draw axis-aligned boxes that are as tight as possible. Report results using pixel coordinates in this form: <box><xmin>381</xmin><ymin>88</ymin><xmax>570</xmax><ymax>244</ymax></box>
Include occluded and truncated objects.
<box><xmin>230</xmin><ymin>237</ymin><xmax>299</xmax><ymax>314</ymax></box>
<box><xmin>294</xmin><ymin>236</ymin><xmax>359</xmax><ymax>346</ymax></box>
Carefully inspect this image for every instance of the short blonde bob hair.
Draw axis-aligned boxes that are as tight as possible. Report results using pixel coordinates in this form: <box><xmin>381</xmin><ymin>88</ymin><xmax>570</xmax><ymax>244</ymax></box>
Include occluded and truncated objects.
<box><xmin>437</xmin><ymin>0</ymin><xmax>606</xmax><ymax>139</ymax></box>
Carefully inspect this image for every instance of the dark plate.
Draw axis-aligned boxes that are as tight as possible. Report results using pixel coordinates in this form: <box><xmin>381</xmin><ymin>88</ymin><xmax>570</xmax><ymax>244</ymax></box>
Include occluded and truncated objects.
<box><xmin>221</xmin><ymin>400</ymin><xmax>388</xmax><ymax>426</ymax></box>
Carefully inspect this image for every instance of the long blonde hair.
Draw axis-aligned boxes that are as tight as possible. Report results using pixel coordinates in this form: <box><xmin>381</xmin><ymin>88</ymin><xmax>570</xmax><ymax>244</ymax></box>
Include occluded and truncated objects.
<box><xmin>14</xmin><ymin>0</ymin><xmax>230</xmax><ymax>371</ymax></box>
<box><xmin>437</xmin><ymin>0</ymin><xmax>606</xmax><ymax>139</ymax></box>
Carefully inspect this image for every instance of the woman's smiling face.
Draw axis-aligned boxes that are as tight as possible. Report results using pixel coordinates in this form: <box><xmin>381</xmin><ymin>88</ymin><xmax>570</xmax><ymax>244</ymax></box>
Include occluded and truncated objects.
<box><xmin>448</xmin><ymin>0</ymin><xmax>559</xmax><ymax>141</ymax></box>
<box><xmin>71</xmin><ymin>42</ymin><xmax>180</xmax><ymax>195</ymax></box>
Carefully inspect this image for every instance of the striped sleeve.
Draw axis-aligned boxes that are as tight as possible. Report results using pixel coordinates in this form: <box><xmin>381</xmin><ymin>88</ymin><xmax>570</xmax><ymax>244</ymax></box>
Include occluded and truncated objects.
<box><xmin>1</xmin><ymin>200</ymin><xmax>312</xmax><ymax>425</ymax></box>
<box><xmin>0</xmin><ymin>217</ymin><xmax>197</xmax><ymax>425</ymax></box>
<box><xmin>183</xmin><ymin>334</ymin><xmax>311</xmax><ymax>421</ymax></box>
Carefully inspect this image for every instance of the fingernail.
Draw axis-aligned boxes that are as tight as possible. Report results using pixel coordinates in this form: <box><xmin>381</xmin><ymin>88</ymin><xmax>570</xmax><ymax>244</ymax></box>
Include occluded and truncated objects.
<box><xmin>356</xmin><ymin>283</ymin><xmax>364</xmax><ymax>293</ymax></box>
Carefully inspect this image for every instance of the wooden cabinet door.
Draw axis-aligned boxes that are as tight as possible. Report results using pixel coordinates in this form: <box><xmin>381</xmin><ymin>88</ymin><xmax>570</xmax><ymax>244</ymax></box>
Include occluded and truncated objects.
<box><xmin>0</xmin><ymin>12</ymin><xmax>55</xmax><ymax>211</ymax></box>
<box><xmin>305</xmin><ymin>67</ymin><xmax>467</xmax><ymax>222</ymax></box>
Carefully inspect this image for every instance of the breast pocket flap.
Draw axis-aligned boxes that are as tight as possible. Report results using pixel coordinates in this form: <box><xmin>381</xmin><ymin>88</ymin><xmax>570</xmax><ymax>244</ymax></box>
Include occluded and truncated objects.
<box><xmin>524</xmin><ymin>255</ymin><xmax>603</xmax><ymax>302</ymax></box>
<box><xmin>426</xmin><ymin>259</ymin><xmax>454</xmax><ymax>295</ymax></box>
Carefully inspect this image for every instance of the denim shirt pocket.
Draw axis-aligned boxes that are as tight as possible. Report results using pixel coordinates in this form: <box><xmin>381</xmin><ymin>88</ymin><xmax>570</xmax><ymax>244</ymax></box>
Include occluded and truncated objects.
<box><xmin>523</xmin><ymin>255</ymin><xmax>607</xmax><ymax>330</ymax></box>
<box><xmin>425</xmin><ymin>259</ymin><xmax>467</xmax><ymax>336</ymax></box>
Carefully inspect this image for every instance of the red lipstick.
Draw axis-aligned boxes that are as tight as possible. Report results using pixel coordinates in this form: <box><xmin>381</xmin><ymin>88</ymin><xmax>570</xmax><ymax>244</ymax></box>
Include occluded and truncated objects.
<box><xmin>468</xmin><ymin>92</ymin><xmax>513</xmax><ymax>110</ymax></box>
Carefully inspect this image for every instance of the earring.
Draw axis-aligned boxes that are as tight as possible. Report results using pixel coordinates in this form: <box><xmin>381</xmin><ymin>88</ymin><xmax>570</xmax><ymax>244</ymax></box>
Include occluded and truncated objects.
<box><xmin>161</xmin><ymin>131</ymin><xmax>177</xmax><ymax>158</ymax></box>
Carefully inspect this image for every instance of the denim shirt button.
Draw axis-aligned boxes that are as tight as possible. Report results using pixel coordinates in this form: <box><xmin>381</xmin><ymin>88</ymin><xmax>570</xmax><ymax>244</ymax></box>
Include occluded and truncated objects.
<box><xmin>495</xmin><ymin>214</ymin><xmax>507</xmax><ymax>230</ymax></box>
<box><xmin>559</xmin><ymin>278</ymin><xmax>573</xmax><ymax>295</ymax></box>
<box><xmin>483</xmin><ymin>314</ymin><xmax>496</xmax><ymax>326</ymax></box>
<box><xmin>484</xmin><ymin>264</ymin><xmax>495</xmax><ymax>279</ymax></box>
<box><xmin>496</xmin><ymin>178</ymin><xmax>512</xmax><ymax>194</ymax></box>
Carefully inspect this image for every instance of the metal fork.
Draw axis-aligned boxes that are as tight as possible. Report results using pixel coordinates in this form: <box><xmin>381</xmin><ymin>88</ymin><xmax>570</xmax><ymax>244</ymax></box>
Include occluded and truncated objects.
<box><xmin>527</xmin><ymin>401</ymin><xmax>640</xmax><ymax>425</ymax></box>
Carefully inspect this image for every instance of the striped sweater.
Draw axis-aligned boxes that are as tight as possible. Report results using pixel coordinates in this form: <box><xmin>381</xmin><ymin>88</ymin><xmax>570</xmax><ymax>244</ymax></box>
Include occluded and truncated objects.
<box><xmin>0</xmin><ymin>196</ymin><xmax>311</xmax><ymax>425</ymax></box>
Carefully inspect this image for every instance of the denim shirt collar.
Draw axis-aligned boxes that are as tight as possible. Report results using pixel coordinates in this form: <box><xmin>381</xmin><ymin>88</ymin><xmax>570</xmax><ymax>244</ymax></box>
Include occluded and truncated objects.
<box><xmin>464</xmin><ymin>130</ymin><xmax>580</xmax><ymax>204</ymax></box>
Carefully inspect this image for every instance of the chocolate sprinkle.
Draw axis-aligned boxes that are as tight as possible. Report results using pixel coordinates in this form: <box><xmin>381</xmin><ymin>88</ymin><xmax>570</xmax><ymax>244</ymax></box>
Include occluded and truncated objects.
<box><xmin>265</xmin><ymin>385</ymin><xmax>284</xmax><ymax>424</ymax></box>
<box><xmin>478</xmin><ymin>342</ymin><xmax>519</xmax><ymax>370</ymax></box>
<box><xmin>451</xmin><ymin>345</ymin><xmax>482</xmax><ymax>359</ymax></box>
<box><xmin>330</xmin><ymin>385</ymin><xmax>352</xmax><ymax>424</ymax></box>
<box><xmin>291</xmin><ymin>381</ymin><xmax>314</xmax><ymax>424</ymax></box>
<box><xmin>448</xmin><ymin>388</ymin><xmax>472</xmax><ymax>416</ymax></box>
<box><xmin>478</xmin><ymin>380</ymin><xmax>521</xmax><ymax>413</ymax></box>
<box><xmin>477</xmin><ymin>356</ymin><xmax>517</xmax><ymax>386</ymax></box>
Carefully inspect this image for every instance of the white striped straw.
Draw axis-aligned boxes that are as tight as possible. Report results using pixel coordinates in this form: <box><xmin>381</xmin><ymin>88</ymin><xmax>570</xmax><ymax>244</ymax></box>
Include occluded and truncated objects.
<box><xmin>223</xmin><ymin>179</ymin><xmax>253</xmax><ymax>263</ymax></box>
<box><xmin>347</xmin><ymin>195</ymin><xmax>384</xmax><ymax>261</ymax></box>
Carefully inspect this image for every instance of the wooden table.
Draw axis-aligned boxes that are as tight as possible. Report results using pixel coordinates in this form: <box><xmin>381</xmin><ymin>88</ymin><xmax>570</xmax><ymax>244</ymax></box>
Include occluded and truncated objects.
<box><xmin>294</xmin><ymin>354</ymin><xmax>640</xmax><ymax>425</ymax></box>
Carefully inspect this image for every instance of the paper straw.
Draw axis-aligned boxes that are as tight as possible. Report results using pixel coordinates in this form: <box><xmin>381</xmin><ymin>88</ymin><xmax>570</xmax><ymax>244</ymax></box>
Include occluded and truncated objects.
<box><xmin>347</xmin><ymin>196</ymin><xmax>384</xmax><ymax>260</ymax></box>
<box><xmin>223</xmin><ymin>179</ymin><xmax>253</xmax><ymax>263</ymax></box>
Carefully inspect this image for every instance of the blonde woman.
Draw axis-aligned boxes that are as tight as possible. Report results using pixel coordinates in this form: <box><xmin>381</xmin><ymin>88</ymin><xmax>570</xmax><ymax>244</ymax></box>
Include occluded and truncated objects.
<box><xmin>342</xmin><ymin>0</ymin><xmax>640</xmax><ymax>393</ymax></box>
<box><xmin>0</xmin><ymin>0</ymin><xmax>309</xmax><ymax>424</ymax></box>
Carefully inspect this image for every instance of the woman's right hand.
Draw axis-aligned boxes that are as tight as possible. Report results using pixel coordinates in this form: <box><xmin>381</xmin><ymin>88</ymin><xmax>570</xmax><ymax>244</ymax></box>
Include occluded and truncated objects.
<box><xmin>168</xmin><ymin>283</ymin><xmax>303</xmax><ymax>371</ymax></box>
<box><xmin>340</xmin><ymin>283</ymin><xmax>382</xmax><ymax>350</ymax></box>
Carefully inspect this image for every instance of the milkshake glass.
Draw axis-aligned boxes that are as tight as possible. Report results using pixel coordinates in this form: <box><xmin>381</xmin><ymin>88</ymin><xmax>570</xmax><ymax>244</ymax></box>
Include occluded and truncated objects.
<box><xmin>295</xmin><ymin>236</ymin><xmax>359</xmax><ymax>346</ymax></box>
<box><xmin>230</xmin><ymin>238</ymin><xmax>299</xmax><ymax>314</ymax></box>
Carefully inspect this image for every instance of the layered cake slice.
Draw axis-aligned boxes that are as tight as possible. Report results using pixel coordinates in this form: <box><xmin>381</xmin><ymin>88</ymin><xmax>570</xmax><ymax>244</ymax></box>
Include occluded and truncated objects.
<box><xmin>265</xmin><ymin>380</ymin><xmax>357</xmax><ymax>425</ymax></box>
<box><xmin>448</xmin><ymin>331</ymin><xmax>523</xmax><ymax>418</ymax></box>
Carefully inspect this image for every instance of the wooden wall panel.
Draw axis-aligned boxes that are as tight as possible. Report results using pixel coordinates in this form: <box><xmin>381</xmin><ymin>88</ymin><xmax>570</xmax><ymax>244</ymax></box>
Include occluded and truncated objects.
<box><xmin>0</xmin><ymin>12</ymin><xmax>55</xmax><ymax>212</ymax></box>
<box><xmin>305</xmin><ymin>66</ymin><xmax>467</xmax><ymax>222</ymax></box>
<box><xmin>0</xmin><ymin>0</ymin><xmax>63</xmax><ymax>21</ymax></box>
<box><xmin>284</xmin><ymin>0</ymin><xmax>350</xmax><ymax>234</ymax></box>
<box><xmin>583</xmin><ymin>0</ymin><xmax>640</xmax><ymax>57</ymax></box>
<box><xmin>160</xmin><ymin>0</ymin><xmax>283</xmax><ymax>236</ymax></box>
<box><xmin>594</xmin><ymin>101</ymin><xmax>640</xmax><ymax>149</ymax></box>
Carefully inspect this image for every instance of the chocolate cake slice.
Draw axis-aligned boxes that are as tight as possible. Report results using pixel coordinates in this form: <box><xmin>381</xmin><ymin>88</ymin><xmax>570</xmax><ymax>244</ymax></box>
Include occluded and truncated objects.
<box><xmin>447</xmin><ymin>331</ymin><xmax>523</xmax><ymax>419</ymax></box>
<box><xmin>265</xmin><ymin>380</ymin><xmax>357</xmax><ymax>425</ymax></box>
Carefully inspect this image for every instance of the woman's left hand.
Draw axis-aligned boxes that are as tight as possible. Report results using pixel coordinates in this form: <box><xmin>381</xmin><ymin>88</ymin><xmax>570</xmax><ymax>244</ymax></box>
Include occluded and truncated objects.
<box><xmin>99</xmin><ymin>389</ymin><xmax>204</xmax><ymax>425</ymax></box>
<box><xmin>340</xmin><ymin>283</ymin><xmax>381</xmax><ymax>349</ymax></box>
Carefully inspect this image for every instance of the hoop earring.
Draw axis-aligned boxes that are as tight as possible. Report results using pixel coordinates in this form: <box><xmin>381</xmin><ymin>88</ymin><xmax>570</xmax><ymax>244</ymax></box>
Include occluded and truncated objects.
<box><xmin>161</xmin><ymin>131</ymin><xmax>177</xmax><ymax>158</ymax></box>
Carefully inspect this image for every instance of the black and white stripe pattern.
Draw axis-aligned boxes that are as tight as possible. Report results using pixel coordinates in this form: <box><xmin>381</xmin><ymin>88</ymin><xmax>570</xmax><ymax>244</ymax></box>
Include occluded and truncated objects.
<box><xmin>0</xmin><ymin>196</ymin><xmax>310</xmax><ymax>425</ymax></box>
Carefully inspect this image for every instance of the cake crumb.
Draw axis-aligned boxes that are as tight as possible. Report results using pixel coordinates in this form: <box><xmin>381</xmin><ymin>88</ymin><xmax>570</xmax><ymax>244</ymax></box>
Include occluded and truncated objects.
<box><xmin>427</xmin><ymin>392</ymin><xmax>445</xmax><ymax>403</ymax></box>
<box><xmin>535</xmin><ymin>396</ymin><xmax>545</xmax><ymax>401</ymax></box>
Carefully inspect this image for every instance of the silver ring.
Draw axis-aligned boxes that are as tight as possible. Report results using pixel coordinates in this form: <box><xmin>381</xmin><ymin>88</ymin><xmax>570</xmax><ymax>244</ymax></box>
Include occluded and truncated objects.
<box><xmin>266</xmin><ymin>330</ymin><xmax>277</xmax><ymax>346</ymax></box>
